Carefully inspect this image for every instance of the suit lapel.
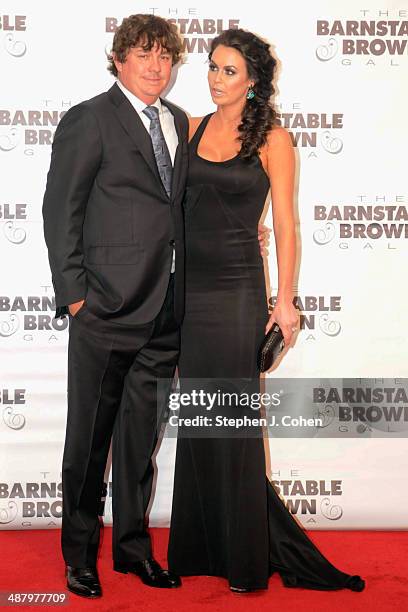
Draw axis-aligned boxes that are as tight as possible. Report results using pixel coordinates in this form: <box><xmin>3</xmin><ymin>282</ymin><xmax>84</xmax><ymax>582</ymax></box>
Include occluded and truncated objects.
<box><xmin>108</xmin><ymin>84</ymin><xmax>168</xmax><ymax>199</ymax></box>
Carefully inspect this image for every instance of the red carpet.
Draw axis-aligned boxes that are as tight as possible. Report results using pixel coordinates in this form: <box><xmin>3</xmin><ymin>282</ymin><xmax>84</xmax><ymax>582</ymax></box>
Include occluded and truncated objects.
<box><xmin>0</xmin><ymin>528</ymin><xmax>407</xmax><ymax>611</ymax></box>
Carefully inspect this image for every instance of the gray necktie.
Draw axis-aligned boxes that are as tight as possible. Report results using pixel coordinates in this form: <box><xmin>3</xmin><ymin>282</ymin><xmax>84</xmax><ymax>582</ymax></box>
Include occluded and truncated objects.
<box><xmin>142</xmin><ymin>105</ymin><xmax>173</xmax><ymax>198</ymax></box>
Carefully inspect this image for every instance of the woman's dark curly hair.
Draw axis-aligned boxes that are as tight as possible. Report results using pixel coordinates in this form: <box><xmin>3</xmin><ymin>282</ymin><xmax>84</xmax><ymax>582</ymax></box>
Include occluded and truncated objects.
<box><xmin>209</xmin><ymin>28</ymin><xmax>277</xmax><ymax>159</ymax></box>
<box><xmin>107</xmin><ymin>14</ymin><xmax>183</xmax><ymax>76</ymax></box>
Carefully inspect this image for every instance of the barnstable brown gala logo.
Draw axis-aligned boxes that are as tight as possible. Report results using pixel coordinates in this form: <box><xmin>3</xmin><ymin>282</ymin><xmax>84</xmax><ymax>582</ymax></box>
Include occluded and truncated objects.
<box><xmin>1</xmin><ymin>203</ymin><xmax>27</xmax><ymax>244</ymax></box>
<box><xmin>275</xmin><ymin>107</ymin><xmax>344</xmax><ymax>155</ymax></box>
<box><xmin>271</xmin><ymin>477</ymin><xmax>344</xmax><ymax>520</ymax></box>
<box><xmin>0</xmin><ymin>481</ymin><xmax>63</xmax><ymax>525</ymax></box>
<box><xmin>0</xmin><ymin>109</ymin><xmax>66</xmax><ymax>149</ymax></box>
<box><xmin>316</xmin><ymin>10</ymin><xmax>408</xmax><ymax>64</ymax></box>
<box><xmin>0</xmin><ymin>478</ymin><xmax>113</xmax><ymax>526</ymax></box>
<box><xmin>0</xmin><ymin>15</ymin><xmax>27</xmax><ymax>57</ymax></box>
<box><xmin>313</xmin><ymin>201</ymin><xmax>408</xmax><ymax>247</ymax></box>
<box><xmin>1</xmin><ymin>388</ymin><xmax>26</xmax><ymax>431</ymax></box>
<box><xmin>106</xmin><ymin>16</ymin><xmax>240</xmax><ymax>54</ymax></box>
<box><xmin>0</xmin><ymin>15</ymin><xmax>26</xmax><ymax>30</ymax></box>
<box><xmin>0</xmin><ymin>295</ymin><xmax>69</xmax><ymax>337</ymax></box>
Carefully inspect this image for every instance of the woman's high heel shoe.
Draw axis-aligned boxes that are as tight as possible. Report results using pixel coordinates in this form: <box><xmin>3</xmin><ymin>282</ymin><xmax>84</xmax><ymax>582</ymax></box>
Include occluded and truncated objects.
<box><xmin>230</xmin><ymin>586</ymin><xmax>251</xmax><ymax>593</ymax></box>
<box><xmin>230</xmin><ymin>585</ymin><xmax>265</xmax><ymax>593</ymax></box>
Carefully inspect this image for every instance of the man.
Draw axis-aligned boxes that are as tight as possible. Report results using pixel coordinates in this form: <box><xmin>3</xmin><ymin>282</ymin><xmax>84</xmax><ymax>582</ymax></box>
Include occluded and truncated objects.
<box><xmin>43</xmin><ymin>14</ymin><xmax>188</xmax><ymax>598</ymax></box>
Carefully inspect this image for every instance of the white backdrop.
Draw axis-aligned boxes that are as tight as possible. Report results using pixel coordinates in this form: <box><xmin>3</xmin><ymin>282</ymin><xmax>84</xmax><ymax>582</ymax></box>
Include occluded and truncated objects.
<box><xmin>1</xmin><ymin>0</ymin><xmax>407</xmax><ymax>530</ymax></box>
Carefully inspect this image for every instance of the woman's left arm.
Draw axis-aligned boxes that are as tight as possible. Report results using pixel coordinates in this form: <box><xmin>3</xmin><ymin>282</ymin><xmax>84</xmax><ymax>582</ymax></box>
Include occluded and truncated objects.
<box><xmin>265</xmin><ymin>127</ymin><xmax>299</xmax><ymax>345</ymax></box>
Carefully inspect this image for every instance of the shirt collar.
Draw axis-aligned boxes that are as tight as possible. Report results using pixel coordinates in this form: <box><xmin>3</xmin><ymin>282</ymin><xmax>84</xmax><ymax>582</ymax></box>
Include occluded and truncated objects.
<box><xmin>116</xmin><ymin>79</ymin><xmax>163</xmax><ymax>116</ymax></box>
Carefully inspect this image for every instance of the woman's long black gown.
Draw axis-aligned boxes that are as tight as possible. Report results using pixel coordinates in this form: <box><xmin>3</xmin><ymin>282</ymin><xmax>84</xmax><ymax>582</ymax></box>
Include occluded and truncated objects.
<box><xmin>167</xmin><ymin>114</ymin><xmax>364</xmax><ymax>592</ymax></box>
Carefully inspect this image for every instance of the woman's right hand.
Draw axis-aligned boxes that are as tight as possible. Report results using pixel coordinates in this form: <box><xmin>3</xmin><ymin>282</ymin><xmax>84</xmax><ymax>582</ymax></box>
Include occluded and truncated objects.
<box><xmin>258</xmin><ymin>223</ymin><xmax>271</xmax><ymax>256</ymax></box>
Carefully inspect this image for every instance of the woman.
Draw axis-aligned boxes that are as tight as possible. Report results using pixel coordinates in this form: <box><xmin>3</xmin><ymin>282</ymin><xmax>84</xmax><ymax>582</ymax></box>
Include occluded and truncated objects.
<box><xmin>168</xmin><ymin>28</ymin><xmax>365</xmax><ymax>593</ymax></box>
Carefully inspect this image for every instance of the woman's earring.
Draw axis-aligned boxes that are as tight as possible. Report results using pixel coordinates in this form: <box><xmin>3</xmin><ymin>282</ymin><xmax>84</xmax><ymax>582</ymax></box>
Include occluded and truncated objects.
<box><xmin>246</xmin><ymin>85</ymin><xmax>255</xmax><ymax>100</ymax></box>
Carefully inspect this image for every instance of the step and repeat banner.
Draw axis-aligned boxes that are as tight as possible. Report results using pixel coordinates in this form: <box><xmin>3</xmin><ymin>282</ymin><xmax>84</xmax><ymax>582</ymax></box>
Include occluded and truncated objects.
<box><xmin>1</xmin><ymin>0</ymin><xmax>407</xmax><ymax>530</ymax></box>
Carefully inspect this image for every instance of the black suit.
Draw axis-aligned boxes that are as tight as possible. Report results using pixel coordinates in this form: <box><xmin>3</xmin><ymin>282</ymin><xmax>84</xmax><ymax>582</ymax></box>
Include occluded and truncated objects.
<box><xmin>42</xmin><ymin>83</ymin><xmax>188</xmax><ymax>568</ymax></box>
<box><xmin>43</xmin><ymin>83</ymin><xmax>187</xmax><ymax>324</ymax></box>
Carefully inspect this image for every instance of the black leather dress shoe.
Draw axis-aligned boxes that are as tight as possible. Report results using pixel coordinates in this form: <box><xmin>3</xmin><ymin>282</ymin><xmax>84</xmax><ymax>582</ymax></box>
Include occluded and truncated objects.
<box><xmin>66</xmin><ymin>566</ymin><xmax>102</xmax><ymax>598</ymax></box>
<box><xmin>114</xmin><ymin>558</ymin><xmax>181</xmax><ymax>588</ymax></box>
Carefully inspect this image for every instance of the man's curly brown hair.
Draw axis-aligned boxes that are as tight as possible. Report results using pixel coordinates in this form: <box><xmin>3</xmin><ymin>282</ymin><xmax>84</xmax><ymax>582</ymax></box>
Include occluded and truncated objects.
<box><xmin>107</xmin><ymin>14</ymin><xmax>183</xmax><ymax>76</ymax></box>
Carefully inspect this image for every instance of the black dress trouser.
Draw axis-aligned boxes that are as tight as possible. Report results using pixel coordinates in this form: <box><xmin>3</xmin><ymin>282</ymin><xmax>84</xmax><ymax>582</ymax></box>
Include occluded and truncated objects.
<box><xmin>61</xmin><ymin>274</ymin><xmax>179</xmax><ymax>568</ymax></box>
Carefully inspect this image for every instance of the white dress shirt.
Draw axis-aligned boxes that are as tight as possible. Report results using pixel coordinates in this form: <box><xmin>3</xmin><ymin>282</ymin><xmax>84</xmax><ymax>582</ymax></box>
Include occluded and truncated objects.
<box><xmin>116</xmin><ymin>79</ymin><xmax>177</xmax><ymax>272</ymax></box>
<box><xmin>116</xmin><ymin>79</ymin><xmax>178</xmax><ymax>162</ymax></box>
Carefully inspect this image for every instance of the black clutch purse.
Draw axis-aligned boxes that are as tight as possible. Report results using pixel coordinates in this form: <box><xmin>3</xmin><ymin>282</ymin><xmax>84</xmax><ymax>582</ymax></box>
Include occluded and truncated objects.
<box><xmin>257</xmin><ymin>323</ymin><xmax>285</xmax><ymax>372</ymax></box>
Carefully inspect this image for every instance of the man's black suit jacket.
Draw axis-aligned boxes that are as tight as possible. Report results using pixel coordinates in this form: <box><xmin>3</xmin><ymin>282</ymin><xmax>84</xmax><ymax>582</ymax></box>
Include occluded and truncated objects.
<box><xmin>43</xmin><ymin>83</ymin><xmax>188</xmax><ymax>325</ymax></box>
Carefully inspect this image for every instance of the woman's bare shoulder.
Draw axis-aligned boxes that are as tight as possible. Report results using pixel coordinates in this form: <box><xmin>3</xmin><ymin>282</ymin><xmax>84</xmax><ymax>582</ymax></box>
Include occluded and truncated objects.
<box><xmin>266</xmin><ymin>125</ymin><xmax>293</xmax><ymax>148</ymax></box>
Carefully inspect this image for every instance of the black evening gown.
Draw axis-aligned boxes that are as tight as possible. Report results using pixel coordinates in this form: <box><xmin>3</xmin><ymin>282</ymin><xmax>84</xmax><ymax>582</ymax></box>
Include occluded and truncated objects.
<box><xmin>167</xmin><ymin>114</ymin><xmax>364</xmax><ymax>592</ymax></box>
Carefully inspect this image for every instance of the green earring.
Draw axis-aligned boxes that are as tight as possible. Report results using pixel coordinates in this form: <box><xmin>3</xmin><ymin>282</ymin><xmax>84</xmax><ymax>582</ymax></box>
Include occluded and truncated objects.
<box><xmin>246</xmin><ymin>86</ymin><xmax>255</xmax><ymax>100</ymax></box>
